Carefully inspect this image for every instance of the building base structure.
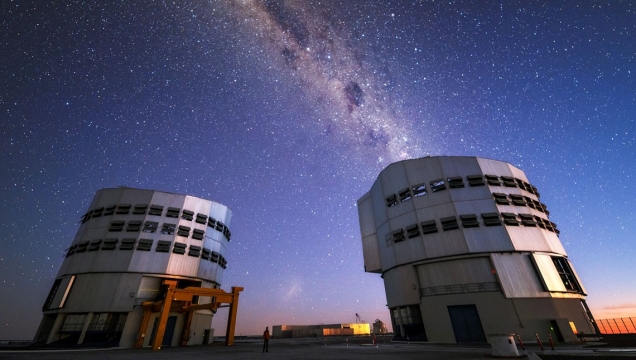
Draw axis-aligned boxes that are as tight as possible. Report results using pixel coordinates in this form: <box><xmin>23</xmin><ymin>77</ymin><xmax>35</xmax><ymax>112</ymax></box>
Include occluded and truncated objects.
<box><xmin>357</xmin><ymin>156</ymin><xmax>599</xmax><ymax>344</ymax></box>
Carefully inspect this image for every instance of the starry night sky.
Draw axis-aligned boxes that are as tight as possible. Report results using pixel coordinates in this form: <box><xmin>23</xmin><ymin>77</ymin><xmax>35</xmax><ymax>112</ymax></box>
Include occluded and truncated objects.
<box><xmin>1</xmin><ymin>1</ymin><xmax>635</xmax><ymax>339</ymax></box>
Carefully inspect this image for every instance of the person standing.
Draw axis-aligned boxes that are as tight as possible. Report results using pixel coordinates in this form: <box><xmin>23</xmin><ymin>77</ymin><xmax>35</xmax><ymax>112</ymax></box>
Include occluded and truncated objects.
<box><xmin>263</xmin><ymin>326</ymin><xmax>270</xmax><ymax>352</ymax></box>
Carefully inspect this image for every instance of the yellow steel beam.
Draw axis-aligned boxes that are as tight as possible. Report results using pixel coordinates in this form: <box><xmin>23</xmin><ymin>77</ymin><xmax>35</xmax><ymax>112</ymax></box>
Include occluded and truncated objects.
<box><xmin>144</xmin><ymin>280</ymin><xmax>244</xmax><ymax>350</ymax></box>
<box><xmin>225</xmin><ymin>286</ymin><xmax>244</xmax><ymax>346</ymax></box>
<box><xmin>151</xmin><ymin>280</ymin><xmax>178</xmax><ymax>350</ymax></box>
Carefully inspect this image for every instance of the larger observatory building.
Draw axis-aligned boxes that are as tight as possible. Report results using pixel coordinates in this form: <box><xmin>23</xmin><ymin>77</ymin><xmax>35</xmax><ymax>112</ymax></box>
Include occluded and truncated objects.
<box><xmin>357</xmin><ymin>156</ymin><xmax>598</xmax><ymax>343</ymax></box>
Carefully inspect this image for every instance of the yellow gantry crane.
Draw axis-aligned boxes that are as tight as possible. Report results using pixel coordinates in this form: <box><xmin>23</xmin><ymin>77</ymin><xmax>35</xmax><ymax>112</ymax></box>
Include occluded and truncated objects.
<box><xmin>135</xmin><ymin>279</ymin><xmax>244</xmax><ymax>350</ymax></box>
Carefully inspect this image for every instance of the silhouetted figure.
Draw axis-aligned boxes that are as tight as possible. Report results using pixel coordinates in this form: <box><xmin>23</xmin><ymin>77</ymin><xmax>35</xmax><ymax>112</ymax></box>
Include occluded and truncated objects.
<box><xmin>263</xmin><ymin>326</ymin><xmax>270</xmax><ymax>352</ymax></box>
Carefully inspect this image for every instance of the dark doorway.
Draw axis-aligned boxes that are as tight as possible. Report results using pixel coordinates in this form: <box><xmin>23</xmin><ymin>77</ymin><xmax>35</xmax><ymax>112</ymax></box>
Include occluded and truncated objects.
<box><xmin>162</xmin><ymin>316</ymin><xmax>177</xmax><ymax>346</ymax></box>
<box><xmin>448</xmin><ymin>305</ymin><xmax>487</xmax><ymax>343</ymax></box>
<box><xmin>550</xmin><ymin>320</ymin><xmax>564</xmax><ymax>342</ymax></box>
<box><xmin>148</xmin><ymin>315</ymin><xmax>178</xmax><ymax>347</ymax></box>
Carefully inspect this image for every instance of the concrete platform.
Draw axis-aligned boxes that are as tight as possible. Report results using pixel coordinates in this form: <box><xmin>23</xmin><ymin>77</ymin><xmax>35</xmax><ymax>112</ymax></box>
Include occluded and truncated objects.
<box><xmin>1</xmin><ymin>337</ymin><xmax>635</xmax><ymax>360</ymax></box>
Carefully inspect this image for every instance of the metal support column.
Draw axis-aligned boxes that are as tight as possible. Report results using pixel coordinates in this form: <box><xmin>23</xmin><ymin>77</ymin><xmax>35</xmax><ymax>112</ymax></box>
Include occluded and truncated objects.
<box><xmin>224</xmin><ymin>286</ymin><xmax>243</xmax><ymax>346</ymax></box>
<box><xmin>152</xmin><ymin>280</ymin><xmax>177</xmax><ymax>350</ymax></box>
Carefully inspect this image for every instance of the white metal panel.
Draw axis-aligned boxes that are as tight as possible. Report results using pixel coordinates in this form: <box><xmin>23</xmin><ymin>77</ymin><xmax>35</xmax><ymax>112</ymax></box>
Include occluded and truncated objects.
<box><xmin>357</xmin><ymin>192</ymin><xmax>376</xmax><ymax>238</ymax></box>
<box><xmin>531</xmin><ymin>253</ymin><xmax>567</xmax><ymax>292</ymax></box>
<box><xmin>506</xmin><ymin>226</ymin><xmax>552</xmax><ymax>252</ymax></box>
<box><xmin>544</xmin><ymin>232</ymin><xmax>567</xmax><ymax>255</ymax></box>
<box><xmin>376</xmin><ymin>221</ymin><xmax>396</xmax><ymax>270</ymax></box>
<box><xmin>439</xmin><ymin>156</ymin><xmax>481</xmax><ymax>177</ymax></box>
<box><xmin>416</xmin><ymin>257</ymin><xmax>496</xmax><ymax>287</ymax></box>
<box><xmin>370</xmin><ymin>180</ymin><xmax>388</xmax><ymax>230</ymax></box>
<box><xmin>361</xmin><ymin>234</ymin><xmax>381</xmax><ymax>272</ymax></box>
<box><xmin>491</xmin><ymin>253</ymin><xmax>548</xmax><ymax>298</ymax></box>
<box><xmin>383</xmin><ymin>266</ymin><xmax>420</xmax><ymax>307</ymax></box>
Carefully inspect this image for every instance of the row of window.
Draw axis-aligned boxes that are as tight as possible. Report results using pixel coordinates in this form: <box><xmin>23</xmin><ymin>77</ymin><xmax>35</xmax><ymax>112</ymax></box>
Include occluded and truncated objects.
<box><xmin>80</xmin><ymin>204</ymin><xmax>231</xmax><ymax>240</ymax></box>
<box><xmin>386</xmin><ymin>212</ymin><xmax>559</xmax><ymax>245</ymax></box>
<box><xmin>385</xmin><ymin>174</ymin><xmax>540</xmax><ymax>208</ymax></box>
<box><xmin>492</xmin><ymin>193</ymin><xmax>549</xmax><ymax>214</ymax></box>
<box><xmin>109</xmin><ymin>220</ymin><xmax>207</xmax><ymax>240</ymax></box>
<box><xmin>65</xmin><ymin>238</ymin><xmax>228</xmax><ymax>268</ymax></box>
<box><xmin>104</xmin><ymin>216</ymin><xmax>230</xmax><ymax>241</ymax></box>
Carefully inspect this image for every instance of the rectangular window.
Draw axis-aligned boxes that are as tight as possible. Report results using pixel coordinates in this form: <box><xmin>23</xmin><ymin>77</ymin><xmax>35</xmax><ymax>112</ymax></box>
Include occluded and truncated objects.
<box><xmin>440</xmin><ymin>216</ymin><xmax>458</xmax><ymax>231</ymax></box>
<box><xmin>535</xmin><ymin>216</ymin><xmax>548</xmax><ymax>229</ymax></box>
<box><xmin>166</xmin><ymin>207</ymin><xmax>180</xmax><ymax>218</ymax></box>
<box><xmin>181</xmin><ymin>210</ymin><xmax>194</xmax><ymax>221</ymax></box>
<box><xmin>102</xmin><ymin>238</ymin><xmax>118</xmax><ymax>250</ymax></box>
<box><xmin>66</xmin><ymin>244</ymin><xmax>77</xmax><ymax>257</ymax></box>
<box><xmin>412</xmin><ymin>184</ymin><xmax>427</xmax><ymax>197</ymax></box>
<box><xmin>177</xmin><ymin>225</ymin><xmax>191</xmax><ymax>237</ymax></box>
<box><xmin>485</xmin><ymin>174</ymin><xmax>501</xmax><ymax>186</ymax></box>
<box><xmin>460</xmin><ymin>214</ymin><xmax>479</xmax><ymax>228</ymax></box>
<box><xmin>126</xmin><ymin>220</ymin><xmax>142</xmax><ymax>232</ymax></box>
<box><xmin>143</xmin><ymin>221</ymin><xmax>158</xmax><ymax>233</ymax></box>
<box><xmin>109</xmin><ymin>220</ymin><xmax>125</xmax><ymax>232</ymax></box>
<box><xmin>75</xmin><ymin>241</ymin><xmax>88</xmax><ymax>253</ymax></box>
<box><xmin>120</xmin><ymin>238</ymin><xmax>136</xmax><ymax>250</ymax></box>
<box><xmin>196</xmin><ymin>213</ymin><xmax>208</xmax><ymax>224</ymax></box>
<box><xmin>219</xmin><ymin>255</ymin><xmax>228</xmax><ymax>269</ymax></box>
<box><xmin>510</xmin><ymin>194</ymin><xmax>527</xmax><ymax>207</ymax></box>
<box><xmin>502</xmin><ymin>212</ymin><xmax>520</xmax><ymax>226</ymax></box>
<box><xmin>188</xmin><ymin>245</ymin><xmax>201</xmax><ymax>257</ymax></box>
<box><xmin>421</xmin><ymin>220</ymin><xmax>438</xmax><ymax>234</ymax></box>
<box><xmin>192</xmin><ymin>229</ymin><xmax>205</xmax><ymax>240</ymax></box>
<box><xmin>91</xmin><ymin>207</ymin><xmax>104</xmax><ymax>218</ymax></box>
<box><xmin>447</xmin><ymin>176</ymin><xmax>465</xmax><ymax>188</ymax></box>
<box><xmin>148</xmin><ymin>205</ymin><xmax>164</xmax><ymax>216</ymax></box>
<box><xmin>552</xmin><ymin>257</ymin><xmax>582</xmax><ymax>292</ymax></box>
<box><xmin>392</xmin><ymin>229</ymin><xmax>405</xmax><ymax>243</ymax></box>
<box><xmin>501</xmin><ymin>176</ymin><xmax>517</xmax><ymax>187</ymax></box>
<box><xmin>61</xmin><ymin>314</ymin><xmax>87</xmax><ymax>333</ymax></box>
<box><xmin>516</xmin><ymin>179</ymin><xmax>531</xmax><ymax>192</ymax></box>
<box><xmin>529</xmin><ymin>184</ymin><xmax>540</xmax><ymax>197</ymax></box>
<box><xmin>211</xmin><ymin>251</ymin><xmax>220</xmax><ymax>262</ymax></box>
<box><xmin>430</xmin><ymin>179</ymin><xmax>446</xmax><ymax>192</ymax></box>
<box><xmin>133</xmin><ymin>204</ymin><xmax>147</xmax><ymax>215</ymax></box>
<box><xmin>467</xmin><ymin>174</ymin><xmax>485</xmax><ymax>187</ymax></box>
<box><xmin>137</xmin><ymin>239</ymin><xmax>153</xmax><ymax>251</ymax></box>
<box><xmin>161</xmin><ymin>223</ymin><xmax>176</xmax><ymax>235</ymax></box>
<box><xmin>406</xmin><ymin>224</ymin><xmax>420</xmax><ymax>238</ymax></box>
<box><xmin>224</xmin><ymin>228</ymin><xmax>232</xmax><ymax>241</ymax></box>
<box><xmin>386</xmin><ymin>194</ymin><xmax>398</xmax><ymax>207</ymax></box>
<box><xmin>116</xmin><ymin>204</ymin><xmax>131</xmax><ymax>215</ymax></box>
<box><xmin>81</xmin><ymin>211</ymin><xmax>92</xmax><ymax>223</ymax></box>
<box><xmin>103</xmin><ymin>205</ymin><xmax>116</xmax><ymax>216</ymax></box>
<box><xmin>399</xmin><ymin>188</ymin><xmax>412</xmax><ymax>202</ymax></box>
<box><xmin>88</xmin><ymin>240</ymin><xmax>102</xmax><ymax>251</ymax></box>
<box><xmin>493</xmin><ymin>192</ymin><xmax>510</xmax><ymax>205</ymax></box>
<box><xmin>156</xmin><ymin>240</ymin><xmax>172</xmax><ymax>253</ymax></box>
<box><xmin>482</xmin><ymin>212</ymin><xmax>502</xmax><ymax>226</ymax></box>
<box><xmin>201</xmin><ymin>247</ymin><xmax>211</xmax><ymax>260</ymax></box>
<box><xmin>207</xmin><ymin>217</ymin><xmax>217</xmax><ymax>228</ymax></box>
<box><xmin>216</xmin><ymin>221</ymin><xmax>225</xmax><ymax>232</ymax></box>
<box><xmin>519</xmin><ymin>214</ymin><xmax>537</xmax><ymax>226</ymax></box>
<box><xmin>173</xmin><ymin>242</ymin><xmax>186</xmax><ymax>255</ymax></box>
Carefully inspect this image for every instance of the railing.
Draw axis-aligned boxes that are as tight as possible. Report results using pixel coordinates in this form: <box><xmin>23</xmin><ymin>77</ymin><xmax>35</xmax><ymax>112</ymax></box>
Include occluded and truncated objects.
<box><xmin>421</xmin><ymin>282</ymin><xmax>500</xmax><ymax>297</ymax></box>
<box><xmin>596</xmin><ymin>317</ymin><xmax>636</xmax><ymax>334</ymax></box>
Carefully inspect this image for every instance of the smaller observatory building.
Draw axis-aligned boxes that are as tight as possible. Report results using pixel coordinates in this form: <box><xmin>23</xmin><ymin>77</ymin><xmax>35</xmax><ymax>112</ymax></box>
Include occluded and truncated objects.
<box><xmin>357</xmin><ymin>156</ymin><xmax>597</xmax><ymax>343</ymax></box>
<box><xmin>34</xmin><ymin>187</ymin><xmax>241</xmax><ymax>348</ymax></box>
